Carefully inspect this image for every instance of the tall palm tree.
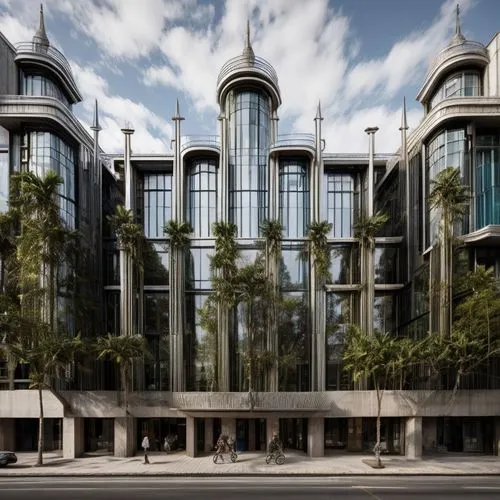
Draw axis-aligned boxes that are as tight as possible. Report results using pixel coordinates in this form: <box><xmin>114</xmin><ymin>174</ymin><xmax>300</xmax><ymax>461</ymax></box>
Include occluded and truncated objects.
<box><xmin>354</xmin><ymin>211</ymin><xmax>389</xmax><ymax>336</ymax></box>
<box><xmin>11</xmin><ymin>328</ymin><xmax>83</xmax><ymax>466</ymax></box>
<box><xmin>428</xmin><ymin>166</ymin><xmax>469</xmax><ymax>337</ymax></box>
<box><xmin>96</xmin><ymin>334</ymin><xmax>148</xmax><ymax>414</ymax></box>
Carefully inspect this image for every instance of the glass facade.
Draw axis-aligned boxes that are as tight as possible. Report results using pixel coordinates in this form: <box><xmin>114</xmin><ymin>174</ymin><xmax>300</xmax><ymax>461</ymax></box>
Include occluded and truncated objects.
<box><xmin>228</xmin><ymin>91</ymin><xmax>270</xmax><ymax>237</ymax></box>
<box><xmin>325</xmin><ymin>172</ymin><xmax>358</xmax><ymax>237</ymax></box>
<box><xmin>143</xmin><ymin>173</ymin><xmax>172</xmax><ymax>238</ymax></box>
<box><xmin>21</xmin><ymin>73</ymin><xmax>72</xmax><ymax>109</ymax></box>
<box><xmin>373</xmin><ymin>293</ymin><xmax>396</xmax><ymax>334</ymax></box>
<box><xmin>426</xmin><ymin>129</ymin><xmax>466</xmax><ymax>243</ymax></box>
<box><xmin>187</xmin><ymin>159</ymin><xmax>217</xmax><ymax>237</ymax></box>
<box><xmin>475</xmin><ymin>133</ymin><xmax>500</xmax><ymax>227</ymax></box>
<box><xmin>430</xmin><ymin>71</ymin><xmax>481</xmax><ymax>109</ymax></box>
<box><xmin>374</xmin><ymin>245</ymin><xmax>399</xmax><ymax>284</ymax></box>
<box><xmin>329</xmin><ymin>245</ymin><xmax>359</xmax><ymax>284</ymax></box>
<box><xmin>279</xmin><ymin>160</ymin><xmax>309</xmax><ymax>238</ymax></box>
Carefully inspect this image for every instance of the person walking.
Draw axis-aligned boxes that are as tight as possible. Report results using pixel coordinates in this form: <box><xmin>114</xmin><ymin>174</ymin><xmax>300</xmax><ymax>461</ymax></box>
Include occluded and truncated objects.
<box><xmin>142</xmin><ymin>434</ymin><xmax>150</xmax><ymax>464</ymax></box>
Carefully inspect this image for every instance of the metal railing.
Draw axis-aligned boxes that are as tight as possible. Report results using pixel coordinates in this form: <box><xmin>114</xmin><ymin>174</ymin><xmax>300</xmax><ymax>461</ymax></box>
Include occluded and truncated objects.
<box><xmin>270</xmin><ymin>133</ymin><xmax>315</xmax><ymax>150</ymax></box>
<box><xmin>180</xmin><ymin>135</ymin><xmax>220</xmax><ymax>152</ymax></box>
<box><xmin>217</xmin><ymin>54</ymin><xmax>279</xmax><ymax>91</ymax></box>
<box><xmin>15</xmin><ymin>41</ymin><xmax>74</xmax><ymax>78</ymax></box>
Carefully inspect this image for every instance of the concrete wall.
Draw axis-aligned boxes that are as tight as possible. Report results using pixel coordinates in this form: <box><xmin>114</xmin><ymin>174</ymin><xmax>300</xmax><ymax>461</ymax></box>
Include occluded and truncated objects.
<box><xmin>0</xmin><ymin>33</ymin><xmax>18</xmax><ymax>95</ymax></box>
<box><xmin>405</xmin><ymin>417</ymin><xmax>423</xmax><ymax>459</ymax></box>
<box><xmin>63</xmin><ymin>417</ymin><xmax>84</xmax><ymax>459</ymax></box>
<box><xmin>114</xmin><ymin>416</ymin><xmax>135</xmax><ymax>457</ymax></box>
<box><xmin>0</xmin><ymin>390</ymin><xmax>64</xmax><ymax>418</ymax></box>
<box><xmin>486</xmin><ymin>33</ymin><xmax>500</xmax><ymax>97</ymax></box>
<box><xmin>307</xmin><ymin>417</ymin><xmax>324</xmax><ymax>457</ymax></box>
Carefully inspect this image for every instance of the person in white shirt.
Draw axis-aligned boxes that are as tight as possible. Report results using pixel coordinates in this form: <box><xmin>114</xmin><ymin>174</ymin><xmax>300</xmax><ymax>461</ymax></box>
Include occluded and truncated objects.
<box><xmin>141</xmin><ymin>435</ymin><xmax>150</xmax><ymax>464</ymax></box>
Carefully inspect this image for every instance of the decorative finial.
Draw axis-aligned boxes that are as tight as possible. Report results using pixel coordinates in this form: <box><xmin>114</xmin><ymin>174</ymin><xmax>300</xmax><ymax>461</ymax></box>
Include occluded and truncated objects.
<box><xmin>91</xmin><ymin>99</ymin><xmax>101</xmax><ymax>132</ymax></box>
<box><xmin>315</xmin><ymin>100</ymin><xmax>323</xmax><ymax>121</ymax></box>
<box><xmin>172</xmin><ymin>98</ymin><xmax>185</xmax><ymax>121</ymax></box>
<box><xmin>451</xmin><ymin>3</ymin><xmax>465</xmax><ymax>44</ymax></box>
<box><xmin>32</xmin><ymin>3</ymin><xmax>50</xmax><ymax>48</ymax></box>
<box><xmin>399</xmin><ymin>97</ymin><xmax>408</xmax><ymax>131</ymax></box>
<box><xmin>242</xmin><ymin>18</ymin><xmax>255</xmax><ymax>62</ymax></box>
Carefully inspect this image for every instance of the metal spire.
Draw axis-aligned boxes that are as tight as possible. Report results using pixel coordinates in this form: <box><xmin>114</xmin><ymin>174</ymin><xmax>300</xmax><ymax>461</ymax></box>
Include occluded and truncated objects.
<box><xmin>33</xmin><ymin>3</ymin><xmax>50</xmax><ymax>48</ymax></box>
<box><xmin>91</xmin><ymin>99</ymin><xmax>101</xmax><ymax>132</ymax></box>
<box><xmin>172</xmin><ymin>98</ymin><xmax>184</xmax><ymax>121</ymax></box>
<box><xmin>451</xmin><ymin>3</ymin><xmax>465</xmax><ymax>44</ymax></box>
<box><xmin>399</xmin><ymin>97</ymin><xmax>408</xmax><ymax>131</ymax></box>
<box><xmin>315</xmin><ymin>100</ymin><xmax>323</xmax><ymax>121</ymax></box>
<box><xmin>242</xmin><ymin>18</ymin><xmax>255</xmax><ymax>62</ymax></box>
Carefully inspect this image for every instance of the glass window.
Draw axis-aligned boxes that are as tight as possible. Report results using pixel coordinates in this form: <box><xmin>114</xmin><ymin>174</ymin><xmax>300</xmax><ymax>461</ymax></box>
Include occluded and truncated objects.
<box><xmin>144</xmin><ymin>293</ymin><xmax>169</xmax><ymax>335</ymax></box>
<box><xmin>187</xmin><ymin>159</ymin><xmax>217</xmax><ymax>237</ymax></box>
<box><xmin>325</xmin><ymin>173</ymin><xmax>357</xmax><ymax>237</ymax></box>
<box><xmin>143</xmin><ymin>173</ymin><xmax>172</xmax><ymax>238</ymax></box>
<box><xmin>186</xmin><ymin>248</ymin><xmax>213</xmax><ymax>290</ymax></box>
<box><xmin>329</xmin><ymin>245</ymin><xmax>359</xmax><ymax>284</ymax></box>
<box><xmin>373</xmin><ymin>293</ymin><xmax>396</xmax><ymax>334</ymax></box>
<box><xmin>143</xmin><ymin>242</ymin><xmax>169</xmax><ymax>286</ymax></box>
<box><xmin>228</xmin><ymin>91</ymin><xmax>270</xmax><ymax>237</ymax></box>
<box><xmin>430</xmin><ymin>71</ymin><xmax>481</xmax><ymax>109</ymax></box>
<box><xmin>280</xmin><ymin>244</ymin><xmax>308</xmax><ymax>290</ymax></box>
<box><xmin>374</xmin><ymin>246</ymin><xmax>399</xmax><ymax>284</ymax></box>
<box><xmin>22</xmin><ymin>73</ymin><xmax>72</xmax><ymax>109</ymax></box>
<box><xmin>28</xmin><ymin>131</ymin><xmax>76</xmax><ymax>229</ymax></box>
<box><xmin>0</xmin><ymin>150</ymin><xmax>8</xmax><ymax>213</ymax></box>
<box><xmin>104</xmin><ymin>291</ymin><xmax>120</xmax><ymax>335</ymax></box>
<box><xmin>279</xmin><ymin>160</ymin><xmax>309</xmax><ymax>238</ymax></box>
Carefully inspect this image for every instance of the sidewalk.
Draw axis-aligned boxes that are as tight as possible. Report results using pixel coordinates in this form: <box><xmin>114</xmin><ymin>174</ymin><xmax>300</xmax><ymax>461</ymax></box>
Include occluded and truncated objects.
<box><xmin>0</xmin><ymin>450</ymin><xmax>499</xmax><ymax>476</ymax></box>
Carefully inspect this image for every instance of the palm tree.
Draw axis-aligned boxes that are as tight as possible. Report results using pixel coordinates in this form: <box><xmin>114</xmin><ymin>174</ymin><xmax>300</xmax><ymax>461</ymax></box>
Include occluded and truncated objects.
<box><xmin>428</xmin><ymin>166</ymin><xmax>469</xmax><ymax>337</ymax></box>
<box><xmin>96</xmin><ymin>334</ymin><xmax>148</xmax><ymax>414</ymax></box>
<box><xmin>343</xmin><ymin>325</ymin><xmax>422</xmax><ymax>467</ymax></box>
<box><xmin>354</xmin><ymin>211</ymin><xmax>389</xmax><ymax>336</ymax></box>
<box><xmin>164</xmin><ymin>220</ymin><xmax>192</xmax><ymax>249</ymax></box>
<box><xmin>11</xmin><ymin>328</ymin><xmax>83</xmax><ymax>466</ymax></box>
<box><xmin>210</xmin><ymin>221</ymin><xmax>240</xmax><ymax>391</ymax></box>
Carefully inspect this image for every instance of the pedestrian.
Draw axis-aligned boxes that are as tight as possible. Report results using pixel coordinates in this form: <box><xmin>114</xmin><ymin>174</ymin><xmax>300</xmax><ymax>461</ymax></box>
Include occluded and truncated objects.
<box><xmin>142</xmin><ymin>434</ymin><xmax>150</xmax><ymax>464</ymax></box>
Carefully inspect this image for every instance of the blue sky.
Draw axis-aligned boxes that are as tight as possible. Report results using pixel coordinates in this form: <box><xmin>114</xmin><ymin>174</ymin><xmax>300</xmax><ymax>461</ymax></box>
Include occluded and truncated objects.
<box><xmin>0</xmin><ymin>0</ymin><xmax>498</xmax><ymax>154</ymax></box>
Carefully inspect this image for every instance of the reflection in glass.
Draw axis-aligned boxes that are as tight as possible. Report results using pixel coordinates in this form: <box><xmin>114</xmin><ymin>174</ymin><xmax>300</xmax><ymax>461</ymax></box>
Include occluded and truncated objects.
<box><xmin>374</xmin><ymin>246</ymin><xmax>398</xmax><ymax>284</ymax></box>
<box><xmin>279</xmin><ymin>160</ymin><xmax>309</xmax><ymax>237</ymax></box>
<box><xmin>185</xmin><ymin>294</ymin><xmax>215</xmax><ymax>391</ymax></box>
<box><xmin>228</xmin><ymin>91</ymin><xmax>270</xmax><ymax>237</ymax></box>
<box><xmin>104</xmin><ymin>291</ymin><xmax>120</xmax><ymax>335</ymax></box>
<box><xmin>144</xmin><ymin>293</ymin><xmax>169</xmax><ymax>391</ymax></box>
<box><xmin>22</xmin><ymin>74</ymin><xmax>72</xmax><ymax>108</ymax></box>
<box><xmin>326</xmin><ymin>292</ymin><xmax>355</xmax><ymax>390</ymax></box>
<box><xmin>0</xmin><ymin>150</ymin><xmax>8</xmax><ymax>213</ymax></box>
<box><xmin>143</xmin><ymin>173</ymin><xmax>172</xmax><ymax>238</ymax></box>
<box><xmin>143</xmin><ymin>242</ymin><xmax>169</xmax><ymax>286</ymax></box>
<box><xmin>475</xmin><ymin>135</ymin><xmax>500</xmax><ymax>227</ymax></box>
<box><xmin>186</xmin><ymin>248</ymin><xmax>213</xmax><ymax>290</ymax></box>
<box><xmin>430</xmin><ymin>71</ymin><xmax>481</xmax><ymax>109</ymax></box>
<box><xmin>280</xmin><ymin>246</ymin><xmax>308</xmax><ymax>289</ymax></box>
<box><xmin>325</xmin><ymin>173</ymin><xmax>357</xmax><ymax>237</ymax></box>
<box><xmin>373</xmin><ymin>293</ymin><xmax>395</xmax><ymax>334</ymax></box>
<box><xmin>329</xmin><ymin>245</ymin><xmax>359</xmax><ymax>284</ymax></box>
<box><xmin>187</xmin><ymin>159</ymin><xmax>217</xmax><ymax>237</ymax></box>
<box><xmin>278</xmin><ymin>292</ymin><xmax>309</xmax><ymax>392</ymax></box>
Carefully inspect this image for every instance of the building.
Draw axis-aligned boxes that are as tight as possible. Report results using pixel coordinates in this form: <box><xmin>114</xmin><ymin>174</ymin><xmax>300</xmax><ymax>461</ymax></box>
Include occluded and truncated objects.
<box><xmin>1</xmin><ymin>6</ymin><xmax>500</xmax><ymax>459</ymax></box>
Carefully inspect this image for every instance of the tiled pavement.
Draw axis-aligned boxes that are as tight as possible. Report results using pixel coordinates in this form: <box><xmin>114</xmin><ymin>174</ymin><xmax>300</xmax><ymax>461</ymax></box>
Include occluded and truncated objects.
<box><xmin>0</xmin><ymin>450</ymin><xmax>499</xmax><ymax>476</ymax></box>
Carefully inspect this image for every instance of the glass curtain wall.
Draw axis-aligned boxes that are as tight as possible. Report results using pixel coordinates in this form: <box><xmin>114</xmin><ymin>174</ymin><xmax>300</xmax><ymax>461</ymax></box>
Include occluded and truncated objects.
<box><xmin>475</xmin><ymin>133</ymin><xmax>500</xmax><ymax>227</ymax></box>
<box><xmin>325</xmin><ymin>172</ymin><xmax>358</xmax><ymax>237</ymax></box>
<box><xmin>21</xmin><ymin>73</ymin><xmax>72</xmax><ymax>109</ymax></box>
<box><xmin>143</xmin><ymin>173</ymin><xmax>172</xmax><ymax>239</ymax></box>
<box><xmin>279</xmin><ymin>160</ymin><xmax>309</xmax><ymax>237</ymax></box>
<box><xmin>228</xmin><ymin>91</ymin><xmax>270</xmax><ymax>237</ymax></box>
<box><xmin>187</xmin><ymin>158</ymin><xmax>217</xmax><ymax>237</ymax></box>
<box><xmin>0</xmin><ymin>126</ymin><xmax>8</xmax><ymax>213</ymax></box>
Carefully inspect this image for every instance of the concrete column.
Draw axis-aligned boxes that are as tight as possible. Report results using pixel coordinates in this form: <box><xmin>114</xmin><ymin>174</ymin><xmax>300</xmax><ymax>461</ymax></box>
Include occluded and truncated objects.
<box><xmin>220</xmin><ymin>417</ymin><xmax>236</xmax><ymax>440</ymax></box>
<box><xmin>114</xmin><ymin>416</ymin><xmax>135</xmax><ymax>457</ymax></box>
<box><xmin>307</xmin><ymin>417</ymin><xmax>324</xmax><ymax>457</ymax></box>
<box><xmin>266</xmin><ymin>416</ymin><xmax>279</xmax><ymax>442</ymax></box>
<box><xmin>347</xmin><ymin>417</ymin><xmax>362</xmax><ymax>451</ymax></box>
<box><xmin>0</xmin><ymin>419</ymin><xmax>15</xmax><ymax>450</ymax></box>
<box><xmin>204</xmin><ymin>418</ymin><xmax>214</xmax><ymax>452</ymax></box>
<box><xmin>405</xmin><ymin>417</ymin><xmax>423</xmax><ymax>459</ymax></box>
<box><xmin>248</xmin><ymin>419</ymin><xmax>256</xmax><ymax>451</ymax></box>
<box><xmin>63</xmin><ymin>417</ymin><xmax>84</xmax><ymax>459</ymax></box>
<box><xmin>186</xmin><ymin>416</ymin><xmax>198</xmax><ymax>458</ymax></box>
<box><xmin>494</xmin><ymin>417</ymin><xmax>500</xmax><ymax>456</ymax></box>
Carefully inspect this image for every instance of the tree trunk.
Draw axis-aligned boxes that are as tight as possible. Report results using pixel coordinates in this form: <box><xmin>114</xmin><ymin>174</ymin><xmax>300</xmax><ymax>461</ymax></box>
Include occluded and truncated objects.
<box><xmin>37</xmin><ymin>387</ymin><xmax>44</xmax><ymax>466</ymax></box>
<box><xmin>375</xmin><ymin>385</ymin><xmax>383</xmax><ymax>467</ymax></box>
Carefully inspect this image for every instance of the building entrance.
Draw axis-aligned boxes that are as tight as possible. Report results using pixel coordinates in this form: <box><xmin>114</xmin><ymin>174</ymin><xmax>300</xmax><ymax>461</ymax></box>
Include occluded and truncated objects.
<box><xmin>279</xmin><ymin>418</ymin><xmax>307</xmax><ymax>452</ymax></box>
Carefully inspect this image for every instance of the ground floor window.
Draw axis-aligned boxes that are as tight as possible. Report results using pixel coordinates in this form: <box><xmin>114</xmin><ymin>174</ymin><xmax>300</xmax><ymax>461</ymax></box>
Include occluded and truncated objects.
<box><xmin>136</xmin><ymin>418</ymin><xmax>186</xmax><ymax>452</ymax></box>
<box><xmin>84</xmin><ymin>418</ymin><xmax>114</xmax><ymax>453</ymax></box>
<box><xmin>362</xmin><ymin>417</ymin><xmax>401</xmax><ymax>454</ymax></box>
<box><xmin>15</xmin><ymin>418</ymin><xmax>62</xmax><ymax>452</ymax></box>
<box><xmin>324</xmin><ymin>418</ymin><xmax>347</xmax><ymax>449</ymax></box>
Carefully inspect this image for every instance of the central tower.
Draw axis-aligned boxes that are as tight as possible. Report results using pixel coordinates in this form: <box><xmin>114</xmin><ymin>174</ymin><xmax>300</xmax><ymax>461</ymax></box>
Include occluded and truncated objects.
<box><xmin>216</xmin><ymin>22</ymin><xmax>281</xmax><ymax>237</ymax></box>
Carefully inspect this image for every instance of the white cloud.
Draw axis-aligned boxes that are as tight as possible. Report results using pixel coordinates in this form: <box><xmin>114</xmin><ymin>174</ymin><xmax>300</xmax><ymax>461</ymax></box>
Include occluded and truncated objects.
<box><xmin>70</xmin><ymin>61</ymin><xmax>173</xmax><ymax>153</ymax></box>
<box><xmin>0</xmin><ymin>14</ymin><xmax>34</xmax><ymax>44</ymax></box>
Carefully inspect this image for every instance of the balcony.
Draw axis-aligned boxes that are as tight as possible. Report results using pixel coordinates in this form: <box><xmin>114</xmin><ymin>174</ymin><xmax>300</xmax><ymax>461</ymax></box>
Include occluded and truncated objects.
<box><xmin>15</xmin><ymin>42</ymin><xmax>82</xmax><ymax>103</ymax></box>
<box><xmin>180</xmin><ymin>135</ymin><xmax>220</xmax><ymax>154</ymax></box>
<box><xmin>269</xmin><ymin>133</ymin><xmax>316</xmax><ymax>155</ymax></box>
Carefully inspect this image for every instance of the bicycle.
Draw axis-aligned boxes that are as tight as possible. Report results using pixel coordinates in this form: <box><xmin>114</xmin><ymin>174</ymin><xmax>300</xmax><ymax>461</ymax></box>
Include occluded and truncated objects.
<box><xmin>265</xmin><ymin>444</ymin><xmax>285</xmax><ymax>465</ymax></box>
<box><xmin>213</xmin><ymin>435</ymin><xmax>238</xmax><ymax>464</ymax></box>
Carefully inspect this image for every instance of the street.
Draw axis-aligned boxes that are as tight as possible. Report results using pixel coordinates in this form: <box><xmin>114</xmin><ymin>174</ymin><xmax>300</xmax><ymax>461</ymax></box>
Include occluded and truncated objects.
<box><xmin>0</xmin><ymin>477</ymin><xmax>499</xmax><ymax>499</ymax></box>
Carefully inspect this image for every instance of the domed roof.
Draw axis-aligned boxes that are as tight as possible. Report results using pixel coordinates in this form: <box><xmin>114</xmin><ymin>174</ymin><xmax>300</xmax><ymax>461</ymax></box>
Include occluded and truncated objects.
<box><xmin>417</xmin><ymin>5</ymin><xmax>489</xmax><ymax>104</ymax></box>
<box><xmin>216</xmin><ymin>21</ymin><xmax>281</xmax><ymax>108</ymax></box>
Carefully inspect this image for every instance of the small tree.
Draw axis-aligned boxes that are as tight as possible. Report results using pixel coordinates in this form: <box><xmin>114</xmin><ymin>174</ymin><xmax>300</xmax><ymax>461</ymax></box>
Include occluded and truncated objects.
<box><xmin>96</xmin><ymin>334</ymin><xmax>148</xmax><ymax>414</ymax></box>
<box><xmin>343</xmin><ymin>325</ymin><xmax>422</xmax><ymax>467</ymax></box>
<box><xmin>303</xmin><ymin>220</ymin><xmax>333</xmax><ymax>285</ymax></box>
<box><xmin>11</xmin><ymin>328</ymin><xmax>83</xmax><ymax>466</ymax></box>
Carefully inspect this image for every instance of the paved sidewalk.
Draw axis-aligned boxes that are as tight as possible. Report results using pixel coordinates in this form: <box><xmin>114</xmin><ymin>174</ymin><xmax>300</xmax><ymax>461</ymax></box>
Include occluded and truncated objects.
<box><xmin>0</xmin><ymin>450</ymin><xmax>499</xmax><ymax>476</ymax></box>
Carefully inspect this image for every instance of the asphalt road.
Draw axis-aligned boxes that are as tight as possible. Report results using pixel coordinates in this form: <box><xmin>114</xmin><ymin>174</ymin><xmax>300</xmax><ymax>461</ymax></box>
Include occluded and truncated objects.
<box><xmin>0</xmin><ymin>477</ymin><xmax>499</xmax><ymax>499</ymax></box>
